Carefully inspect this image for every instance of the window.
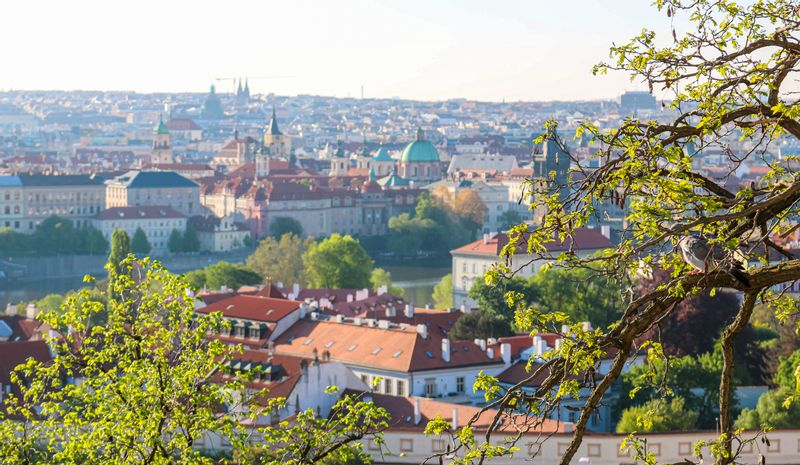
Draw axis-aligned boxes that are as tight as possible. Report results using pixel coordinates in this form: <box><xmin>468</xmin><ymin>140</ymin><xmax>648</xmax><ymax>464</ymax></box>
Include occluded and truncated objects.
<box><xmin>432</xmin><ymin>439</ymin><xmax>446</xmax><ymax>453</ymax></box>
<box><xmin>399</xmin><ymin>439</ymin><xmax>413</xmax><ymax>452</ymax></box>
<box><xmin>396</xmin><ymin>380</ymin><xmax>405</xmax><ymax>396</ymax></box>
<box><xmin>587</xmin><ymin>444</ymin><xmax>601</xmax><ymax>457</ymax></box>
<box><xmin>456</xmin><ymin>377</ymin><xmax>465</xmax><ymax>394</ymax></box>
<box><xmin>361</xmin><ymin>374</ymin><xmax>369</xmax><ymax>385</ymax></box>
<box><xmin>425</xmin><ymin>378</ymin><xmax>436</xmax><ymax>397</ymax></box>
<box><xmin>383</xmin><ymin>378</ymin><xmax>392</xmax><ymax>395</ymax></box>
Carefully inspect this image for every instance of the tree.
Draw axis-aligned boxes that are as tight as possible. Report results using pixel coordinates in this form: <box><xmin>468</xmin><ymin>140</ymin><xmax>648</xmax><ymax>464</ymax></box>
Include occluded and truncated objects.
<box><xmin>0</xmin><ymin>256</ymin><xmax>389</xmax><ymax>464</ymax></box>
<box><xmin>131</xmin><ymin>227</ymin><xmax>151</xmax><ymax>255</ymax></box>
<box><xmin>735</xmin><ymin>388</ymin><xmax>800</xmax><ymax>430</ymax></box>
<box><xmin>469</xmin><ymin>276</ymin><xmax>538</xmax><ymax>325</ymax></box>
<box><xmin>187</xmin><ymin>261</ymin><xmax>263</xmax><ymax>291</ymax></box>
<box><xmin>449</xmin><ymin>311</ymin><xmax>514</xmax><ymax>341</ymax></box>
<box><xmin>168</xmin><ymin>228</ymin><xmax>183</xmax><ymax>253</ymax></box>
<box><xmin>302</xmin><ymin>234</ymin><xmax>373</xmax><ymax>289</ymax></box>
<box><xmin>369</xmin><ymin>268</ymin><xmax>405</xmax><ymax>297</ymax></box>
<box><xmin>270</xmin><ymin>216</ymin><xmax>304</xmax><ymax>239</ymax></box>
<box><xmin>246</xmin><ymin>234</ymin><xmax>315</xmax><ymax>286</ymax></box>
<box><xmin>616</xmin><ymin>397</ymin><xmax>699</xmax><ymax>433</ymax></box>
<box><xmin>432</xmin><ymin>274</ymin><xmax>453</xmax><ymax>309</ymax></box>
<box><xmin>498</xmin><ymin>210</ymin><xmax>523</xmax><ymax>231</ymax></box>
<box><xmin>33</xmin><ymin>215</ymin><xmax>80</xmax><ymax>255</ymax></box>
<box><xmin>529</xmin><ymin>267</ymin><xmax>623</xmax><ymax>329</ymax></box>
<box><xmin>182</xmin><ymin>223</ymin><xmax>200</xmax><ymax>253</ymax></box>
<box><xmin>36</xmin><ymin>294</ymin><xmax>64</xmax><ymax>316</ymax></box>
<box><xmin>83</xmin><ymin>226</ymin><xmax>109</xmax><ymax>255</ymax></box>
<box><xmin>775</xmin><ymin>349</ymin><xmax>800</xmax><ymax>391</ymax></box>
<box><xmin>433</xmin><ymin>2</ymin><xmax>800</xmax><ymax>464</ymax></box>
<box><xmin>108</xmin><ymin>229</ymin><xmax>130</xmax><ymax>275</ymax></box>
<box><xmin>452</xmin><ymin>188</ymin><xmax>488</xmax><ymax>231</ymax></box>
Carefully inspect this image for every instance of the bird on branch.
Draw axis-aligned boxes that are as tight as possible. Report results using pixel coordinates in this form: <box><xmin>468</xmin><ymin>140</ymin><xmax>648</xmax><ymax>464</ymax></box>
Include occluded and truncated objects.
<box><xmin>677</xmin><ymin>235</ymin><xmax>750</xmax><ymax>287</ymax></box>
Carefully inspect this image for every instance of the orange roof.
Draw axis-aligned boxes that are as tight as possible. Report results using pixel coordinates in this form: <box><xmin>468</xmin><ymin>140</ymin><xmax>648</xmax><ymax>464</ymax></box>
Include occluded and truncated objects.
<box><xmin>197</xmin><ymin>295</ymin><xmax>300</xmax><ymax>323</ymax></box>
<box><xmin>273</xmin><ymin>319</ymin><xmax>505</xmax><ymax>373</ymax></box>
<box><xmin>354</xmin><ymin>391</ymin><xmax>570</xmax><ymax>433</ymax></box>
<box><xmin>451</xmin><ymin>227</ymin><xmax>613</xmax><ymax>256</ymax></box>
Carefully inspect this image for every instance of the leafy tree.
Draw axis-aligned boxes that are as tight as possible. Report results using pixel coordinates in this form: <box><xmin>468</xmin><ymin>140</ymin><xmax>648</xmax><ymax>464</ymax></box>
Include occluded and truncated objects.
<box><xmin>270</xmin><ymin>216</ymin><xmax>304</xmax><ymax>239</ymax></box>
<box><xmin>243</xmin><ymin>233</ymin><xmax>253</xmax><ymax>248</ymax></box>
<box><xmin>83</xmin><ymin>226</ymin><xmax>109</xmax><ymax>255</ymax></box>
<box><xmin>436</xmin><ymin>3</ymin><xmax>800</xmax><ymax>463</ymax></box>
<box><xmin>35</xmin><ymin>294</ymin><xmax>64</xmax><ymax>315</ymax></box>
<box><xmin>616</xmin><ymin>397</ymin><xmax>699</xmax><ymax>433</ymax></box>
<box><xmin>450</xmin><ymin>311</ymin><xmax>515</xmax><ymax>341</ymax></box>
<box><xmin>187</xmin><ymin>261</ymin><xmax>262</xmax><ymax>291</ymax></box>
<box><xmin>302</xmin><ymin>234</ymin><xmax>373</xmax><ymax>289</ymax></box>
<box><xmin>452</xmin><ymin>188</ymin><xmax>488</xmax><ymax>231</ymax></box>
<box><xmin>432</xmin><ymin>274</ymin><xmax>453</xmax><ymax>309</ymax></box>
<box><xmin>386</xmin><ymin>213</ymin><xmax>431</xmax><ymax>257</ymax></box>
<box><xmin>369</xmin><ymin>267</ymin><xmax>404</xmax><ymax>297</ymax></box>
<box><xmin>469</xmin><ymin>276</ymin><xmax>538</xmax><ymax>327</ymax></box>
<box><xmin>168</xmin><ymin>228</ymin><xmax>183</xmax><ymax>253</ymax></box>
<box><xmin>246</xmin><ymin>234</ymin><xmax>315</xmax><ymax>286</ymax></box>
<box><xmin>108</xmin><ymin>229</ymin><xmax>130</xmax><ymax>275</ymax></box>
<box><xmin>775</xmin><ymin>349</ymin><xmax>800</xmax><ymax>391</ymax></box>
<box><xmin>498</xmin><ymin>210</ymin><xmax>523</xmax><ymax>231</ymax></box>
<box><xmin>182</xmin><ymin>223</ymin><xmax>200</xmax><ymax>253</ymax></box>
<box><xmin>529</xmin><ymin>267</ymin><xmax>624</xmax><ymax>329</ymax></box>
<box><xmin>33</xmin><ymin>215</ymin><xmax>80</xmax><ymax>255</ymax></box>
<box><xmin>130</xmin><ymin>227</ymin><xmax>151</xmax><ymax>255</ymax></box>
<box><xmin>735</xmin><ymin>388</ymin><xmax>800</xmax><ymax>430</ymax></box>
<box><xmin>0</xmin><ymin>256</ymin><xmax>389</xmax><ymax>464</ymax></box>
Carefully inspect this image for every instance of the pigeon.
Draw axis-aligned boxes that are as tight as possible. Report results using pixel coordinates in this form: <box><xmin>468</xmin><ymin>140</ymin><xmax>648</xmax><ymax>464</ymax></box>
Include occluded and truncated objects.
<box><xmin>676</xmin><ymin>235</ymin><xmax>750</xmax><ymax>286</ymax></box>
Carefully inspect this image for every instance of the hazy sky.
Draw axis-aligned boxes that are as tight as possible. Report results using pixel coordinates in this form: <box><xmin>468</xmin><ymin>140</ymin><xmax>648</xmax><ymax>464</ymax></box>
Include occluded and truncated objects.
<box><xmin>0</xmin><ymin>1</ymin><xmax>674</xmax><ymax>101</ymax></box>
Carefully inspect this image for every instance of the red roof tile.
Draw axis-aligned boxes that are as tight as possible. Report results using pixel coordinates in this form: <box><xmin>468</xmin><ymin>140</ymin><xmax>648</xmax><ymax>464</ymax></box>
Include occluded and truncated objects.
<box><xmin>451</xmin><ymin>227</ymin><xmax>613</xmax><ymax>256</ymax></box>
<box><xmin>197</xmin><ymin>295</ymin><xmax>300</xmax><ymax>322</ymax></box>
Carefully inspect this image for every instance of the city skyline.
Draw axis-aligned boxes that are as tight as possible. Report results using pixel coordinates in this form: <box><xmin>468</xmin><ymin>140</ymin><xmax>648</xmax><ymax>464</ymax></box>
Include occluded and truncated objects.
<box><xmin>1</xmin><ymin>0</ymin><xmax>674</xmax><ymax>102</ymax></box>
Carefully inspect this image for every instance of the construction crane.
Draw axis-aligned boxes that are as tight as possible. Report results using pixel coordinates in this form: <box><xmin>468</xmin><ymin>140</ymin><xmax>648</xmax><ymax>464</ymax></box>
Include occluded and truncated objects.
<box><xmin>214</xmin><ymin>76</ymin><xmax>294</xmax><ymax>95</ymax></box>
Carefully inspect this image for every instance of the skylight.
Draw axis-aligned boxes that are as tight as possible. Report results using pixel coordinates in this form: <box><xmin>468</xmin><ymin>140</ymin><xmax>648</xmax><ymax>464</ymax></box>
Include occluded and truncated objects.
<box><xmin>347</xmin><ymin>344</ymin><xmax>358</xmax><ymax>351</ymax></box>
<box><xmin>371</xmin><ymin>347</ymin><xmax>382</xmax><ymax>355</ymax></box>
<box><xmin>392</xmin><ymin>350</ymin><xmax>403</xmax><ymax>357</ymax></box>
<box><xmin>303</xmin><ymin>338</ymin><xmax>314</xmax><ymax>345</ymax></box>
<box><xmin>325</xmin><ymin>341</ymin><xmax>334</xmax><ymax>348</ymax></box>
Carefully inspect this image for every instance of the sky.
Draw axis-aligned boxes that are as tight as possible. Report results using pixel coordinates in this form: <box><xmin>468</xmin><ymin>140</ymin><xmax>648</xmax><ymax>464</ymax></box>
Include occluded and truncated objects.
<box><xmin>0</xmin><ymin>1</ymin><xmax>675</xmax><ymax>102</ymax></box>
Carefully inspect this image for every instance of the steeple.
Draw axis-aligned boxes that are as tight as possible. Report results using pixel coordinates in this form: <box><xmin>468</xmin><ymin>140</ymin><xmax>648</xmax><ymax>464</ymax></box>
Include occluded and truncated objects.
<box><xmin>334</xmin><ymin>139</ymin><xmax>344</xmax><ymax>158</ymax></box>
<box><xmin>416</xmin><ymin>127</ymin><xmax>424</xmax><ymax>141</ymax></box>
<box><xmin>153</xmin><ymin>114</ymin><xmax>169</xmax><ymax>135</ymax></box>
<box><xmin>266</xmin><ymin>107</ymin><xmax>282</xmax><ymax>135</ymax></box>
<box><xmin>244</xmin><ymin>78</ymin><xmax>250</xmax><ymax>99</ymax></box>
<box><xmin>369</xmin><ymin>167</ymin><xmax>376</xmax><ymax>181</ymax></box>
<box><xmin>361</xmin><ymin>134</ymin><xmax>370</xmax><ymax>157</ymax></box>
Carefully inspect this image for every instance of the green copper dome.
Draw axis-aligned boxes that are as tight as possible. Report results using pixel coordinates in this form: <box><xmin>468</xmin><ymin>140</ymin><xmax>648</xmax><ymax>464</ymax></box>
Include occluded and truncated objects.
<box><xmin>372</xmin><ymin>147</ymin><xmax>392</xmax><ymax>162</ymax></box>
<box><xmin>400</xmin><ymin>128</ymin><xmax>439</xmax><ymax>163</ymax></box>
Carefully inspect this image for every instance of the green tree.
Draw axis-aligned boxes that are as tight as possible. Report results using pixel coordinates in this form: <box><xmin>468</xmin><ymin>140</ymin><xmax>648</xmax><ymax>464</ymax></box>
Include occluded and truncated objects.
<box><xmin>498</xmin><ymin>210</ymin><xmax>523</xmax><ymax>231</ymax></box>
<box><xmin>131</xmin><ymin>227</ymin><xmax>151</xmax><ymax>255</ymax></box>
<box><xmin>243</xmin><ymin>233</ymin><xmax>253</xmax><ymax>248</ymax></box>
<box><xmin>83</xmin><ymin>226</ymin><xmax>109</xmax><ymax>255</ymax></box>
<box><xmin>270</xmin><ymin>216</ymin><xmax>304</xmax><ymax>239</ymax></box>
<box><xmin>436</xmin><ymin>2</ymin><xmax>800</xmax><ymax>463</ymax></box>
<box><xmin>36</xmin><ymin>294</ymin><xmax>64</xmax><ymax>315</ymax></box>
<box><xmin>775</xmin><ymin>349</ymin><xmax>800</xmax><ymax>392</ymax></box>
<box><xmin>108</xmin><ymin>229</ymin><xmax>130</xmax><ymax>275</ymax></box>
<box><xmin>469</xmin><ymin>276</ymin><xmax>538</xmax><ymax>326</ymax></box>
<box><xmin>735</xmin><ymin>388</ymin><xmax>800</xmax><ymax>430</ymax></box>
<box><xmin>432</xmin><ymin>274</ymin><xmax>453</xmax><ymax>309</ymax></box>
<box><xmin>449</xmin><ymin>310</ymin><xmax>514</xmax><ymax>341</ymax></box>
<box><xmin>0</xmin><ymin>256</ymin><xmax>389</xmax><ymax>464</ymax></box>
<box><xmin>33</xmin><ymin>215</ymin><xmax>79</xmax><ymax>255</ymax></box>
<box><xmin>529</xmin><ymin>267</ymin><xmax>623</xmax><ymax>329</ymax></box>
<box><xmin>616</xmin><ymin>397</ymin><xmax>699</xmax><ymax>433</ymax></box>
<box><xmin>369</xmin><ymin>267</ymin><xmax>405</xmax><ymax>297</ymax></box>
<box><xmin>182</xmin><ymin>223</ymin><xmax>200</xmax><ymax>252</ymax></box>
<box><xmin>246</xmin><ymin>234</ymin><xmax>315</xmax><ymax>286</ymax></box>
<box><xmin>303</xmin><ymin>234</ymin><xmax>373</xmax><ymax>289</ymax></box>
<box><xmin>168</xmin><ymin>228</ymin><xmax>183</xmax><ymax>253</ymax></box>
<box><xmin>188</xmin><ymin>261</ymin><xmax>262</xmax><ymax>291</ymax></box>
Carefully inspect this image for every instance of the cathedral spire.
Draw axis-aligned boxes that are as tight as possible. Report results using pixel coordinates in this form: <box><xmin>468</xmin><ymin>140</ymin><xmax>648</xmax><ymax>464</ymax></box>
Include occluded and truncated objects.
<box><xmin>266</xmin><ymin>106</ymin><xmax>282</xmax><ymax>135</ymax></box>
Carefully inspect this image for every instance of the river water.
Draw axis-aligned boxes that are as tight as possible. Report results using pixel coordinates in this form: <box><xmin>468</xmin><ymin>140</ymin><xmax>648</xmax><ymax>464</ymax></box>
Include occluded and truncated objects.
<box><xmin>0</xmin><ymin>265</ymin><xmax>451</xmax><ymax>309</ymax></box>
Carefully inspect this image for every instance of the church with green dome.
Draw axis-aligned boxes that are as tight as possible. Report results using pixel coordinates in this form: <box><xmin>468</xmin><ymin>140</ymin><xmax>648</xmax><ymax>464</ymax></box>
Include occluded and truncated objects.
<box><xmin>398</xmin><ymin>128</ymin><xmax>441</xmax><ymax>182</ymax></box>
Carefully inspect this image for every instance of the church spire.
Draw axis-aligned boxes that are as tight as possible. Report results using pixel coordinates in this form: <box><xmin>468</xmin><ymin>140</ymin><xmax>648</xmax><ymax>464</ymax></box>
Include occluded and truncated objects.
<box><xmin>266</xmin><ymin>107</ymin><xmax>282</xmax><ymax>135</ymax></box>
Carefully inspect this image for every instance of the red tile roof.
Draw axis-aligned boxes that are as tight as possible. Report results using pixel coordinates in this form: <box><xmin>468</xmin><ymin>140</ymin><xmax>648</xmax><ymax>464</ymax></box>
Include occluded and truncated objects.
<box><xmin>197</xmin><ymin>295</ymin><xmax>300</xmax><ymax>323</ymax></box>
<box><xmin>0</xmin><ymin>340</ymin><xmax>51</xmax><ymax>386</ymax></box>
<box><xmin>273</xmin><ymin>319</ymin><xmax>505</xmax><ymax>373</ymax></box>
<box><xmin>353</xmin><ymin>390</ymin><xmax>570</xmax><ymax>433</ymax></box>
<box><xmin>451</xmin><ymin>227</ymin><xmax>613</xmax><ymax>256</ymax></box>
<box><xmin>166</xmin><ymin>119</ymin><xmax>202</xmax><ymax>131</ymax></box>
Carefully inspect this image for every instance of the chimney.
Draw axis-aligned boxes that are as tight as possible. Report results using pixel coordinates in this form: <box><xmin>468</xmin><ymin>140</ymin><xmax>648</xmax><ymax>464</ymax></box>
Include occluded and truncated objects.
<box><xmin>353</xmin><ymin>317</ymin><xmax>362</xmax><ymax>326</ymax></box>
<box><xmin>487</xmin><ymin>337</ymin><xmax>497</xmax><ymax>346</ymax></box>
<box><xmin>500</xmin><ymin>342</ymin><xmax>512</xmax><ymax>366</ymax></box>
<box><xmin>277</xmin><ymin>281</ymin><xmax>284</xmax><ymax>289</ymax></box>
<box><xmin>582</xmin><ymin>321</ymin><xmax>593</xmax><ymax>332</ymax></box>
<box><xmin>555</xmin><ymin>337</ymin><xmax>564</xmax><ymax>351</ymax></box>
<box><xmin>414</xmin><ymin>398</ymin><xmax>421</xmax><ymax>425</ymax></box>
<box><xmin>460</xmin><ymin>304</ymin><xmax>469</xmax><ymax>314</ymax></box>
<box><xmin>478</xmin><ymin>339</ymin><xmax>486</xmax><ymax>351</ymax></box>
<box><xmin>601</xmin><ymin>225</ymin><xmax>611</xmax><ymax>240</ymax></box>
<box><xmin>26</xmin><ymin>303</ymin><xmax>38</xmax><ymax>320</ymax></box>
<box><xmin>5</xmin><ymin>303</ymin><xmax>16</xmax><ymax>316</ymax></box>
<box><xmin>335</xmin><ymin>314</ymin><xmax>345</xmax><ymax>323</ymax></box>
<box><xmin>404</xmin><ymin>304</ymin><xmax>414</xmax><ymax>318</ymax></box>
<box><xmin>451</xmin><ymin>407</ymin><xmax>459</xmax><ymax>431</ymax></box>
<box><xmin>299</xmin><ymin>303</ymin><xmax>309</xmax><ymax>319</ymax></box>
<box><xmin>487</xmin><ymin>347</ymin><xmax>495</xmax><ymax>359</ymax></box>
<box><xmin>561</xmin><ymin>324</ymin><xmax>570</xmax><ymax>334</ymax></box>
<box><xmin>441</xmin><ymin>338</ymin><xmax>451</xmax><ymax>362</ymax></box>
<box><xmin>385</xmin><ymin>306</ymin><xmax>396</xmax><ymax>318</ymax></box>
<box><xmin>377</xmin><ymin>285</ymin><xmax>388</xmax><ymax>295</ymax></box>
<box><xmin>346</xmin><ymin>294</ymin><xmax>354</xmax><ymax>303</ymax></box>
<box><xmin>292</xmin><ymin>282</ymin><xmax>300</xmax><ymax>296</ymax></box>
<box><xmin>483</xmin><ymin>233</ymin><xmax>490</xmax><ymax>245</ymax></box>
<box><xmin>378</xmin><ymin>320</ymin><xmax>390</xmax><ymax>329</ymax></box>
<box><xmin>416</xmin><ymin>324</ymin><xmax>428</xmax><ymax>339</ymax></box>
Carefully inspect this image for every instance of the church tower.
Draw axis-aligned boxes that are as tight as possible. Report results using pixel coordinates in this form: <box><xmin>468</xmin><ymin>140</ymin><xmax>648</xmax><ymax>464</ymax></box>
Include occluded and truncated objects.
<box><xmin>150</xmin><ymin>115</ymin><xmax>173</xmax><ymax>164</ymax></box>
<box><xmin>262</xmin><ymin>107</ymin><xmax>292</xmax><ymax>157</ymax></box>
<box><xmin>329</xmin><ymin>139</ymin><xmax>349</xmax><ymax>177</ymax></box>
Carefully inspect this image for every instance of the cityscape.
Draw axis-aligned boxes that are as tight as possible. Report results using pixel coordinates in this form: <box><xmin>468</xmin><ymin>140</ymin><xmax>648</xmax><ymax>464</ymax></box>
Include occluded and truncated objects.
<box><xmin>1</xmin><ymin>1</ymin><xmax>800</xmax><ymax>465</ymax></box>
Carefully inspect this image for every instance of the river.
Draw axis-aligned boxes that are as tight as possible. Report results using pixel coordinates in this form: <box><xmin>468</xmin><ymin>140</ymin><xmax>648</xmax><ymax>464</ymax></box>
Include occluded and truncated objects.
<box><xmin>0</xmin><ymin>264</ymin><xmax>451</xmax><ymax>309</ymax></box>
